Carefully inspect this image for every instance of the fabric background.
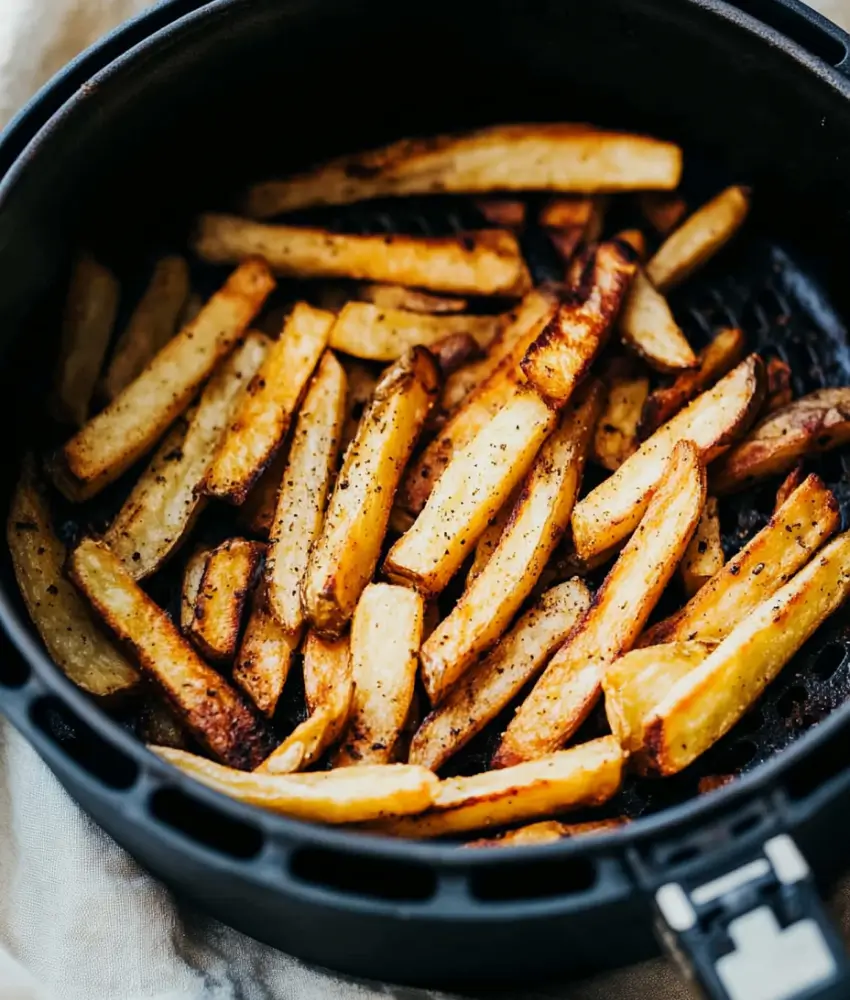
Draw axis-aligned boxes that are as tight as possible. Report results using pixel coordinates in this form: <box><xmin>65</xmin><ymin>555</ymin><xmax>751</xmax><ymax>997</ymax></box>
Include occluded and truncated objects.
<box><xmin>1</xmin><ymin>1</ymin><xmax>849</xmax><ymax>997</ymax></box>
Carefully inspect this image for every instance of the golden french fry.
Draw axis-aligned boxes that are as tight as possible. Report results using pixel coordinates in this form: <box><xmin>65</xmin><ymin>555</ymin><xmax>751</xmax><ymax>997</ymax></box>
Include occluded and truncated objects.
<box><xmin>233</xmin><ymin>584</ymin><xmax>302</xmax><ymax>717</ymax></box>
<box><xmin>429</xmin><ymin>333</ymin><xmax>482</xmax><ymax>375</ymax></box>
<box><xmin>467</xmin><ymin>817</ymin><xmax>624</xmax><ymax>848</ymax></box>
<box><xmin>680</xmin><ymin>497</ymin><xmax>724</xmax><ymax>597</ymax></box>
<box><xmin>180</xmin><ymin>544</ymin><xmax>213</xmax><ymax>633</ymax></box>
<box><xmin>356</xmin><ymin>283</ymin><xmax>468</xmax><ymax>313</ymax></box>
<box><xmin>303</xmin><ymin>631</ymin><xmax>352</xmax><ymax>715</ymax></box>
<box><xmin>618</xmin><ymin>269</ymin><xmax>696</xmax><ymax>373</ymax></box>
<box><xmin>591</xmin><ymin>357</ymin><xmax>649</xmax><ymax>471</ymax></box>
<box><xmin>775</xmin><ymin>463</ymin><xmax>805</xmax><ymax>512</ymax></box>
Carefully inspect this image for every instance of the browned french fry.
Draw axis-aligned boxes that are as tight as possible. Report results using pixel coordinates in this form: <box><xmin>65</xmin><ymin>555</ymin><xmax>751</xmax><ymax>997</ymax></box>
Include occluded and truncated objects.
<box><xmin>409</xmin><ymin>580</ymin><xmax>591</xmax><ymax>772</ymax></box>
<box><xmin>340</xmin><ymin>359</ymin><xmax>380</xmax><ymax>455</ymax></box>
<box><xmin>429</xmin><ymin>333</ymin><xmax>481</xmax><ymax>375</ymax></box>
<box><xmin>638</xmin><ymin>191</ymin><xmax>688</xmax><ymax>234</ymax></box>
<box><xmin>764</xmin><ymin>357</ymin><xmax>793</xmax><ymax>414</ymax></box>
<box><xmin>180</xmin><ymin>544</ymin><xmax>213</xmax><ymax>633</ymax></box>
<box><xmin>540</xmin><ymin>197</ymin><xmax>608</xmax><ymax>266</ymax></box>
<box><xmin>646</xmin><ymin>185</ymin><xmax>751</xmax><ymax>292</ymax></box>
<box><xmin>775</xmin><ymin>463</ymin><xmax>805</xmax><ymax>511</ymax></box>
<box><xmin>467</xmin><ymin>817</ymin><xmax>624</xmax><ymax>848</ymax></box>
<box><xmin>193</xmin><ymin>216</ymin><xmax>532</xmax><ymax>297</ymax></box>
<box><xmin>50</xmin><ymin>260</ymin><xmax>275</xmax><ymax>501</ymax></box>
<box><xmin>618</xmin><ymin>269</ymin><xmax>696</xmax><ymax>373</ymax></box>
<box><xmin>237</xmin><ymin>450</ymin><xmax>286</xmax><ymax>537</ymax></box>
<box><xmin>475</xmin><ymin>198</ymin><xmax>528</xmax><ymax>229</ymax></box>
<box><xmin>591</xmin><ymin>357</ymin><xmax>649</xmax><ymax>471</ymax></box>
<box><xmin>69</xmin><ymin>538</ymin><xmax>272</xmax><ymax>768</ymax></box>
<box><xmin>572</xmin><ymin>355</ymin><xmax>764</xmax><ymax>562</ymax></box>
<box><xmin>356</xmin><ymin>283</ymin><xmax>468</xmax><ymax>313</ymax></box>
<box><xmin>680</xmin><ymin>497</ymin><xmax>724</xmax><ymax>597</ymax></box>
<box><xmin>494</xmin><ymin>440</ymin><xmax>705</xmax><ymax>767</ymax></box>
<box><xmin>303</xmin><ymin>631</ymin><xmax>352</xmax><ymax>715</ymax></box>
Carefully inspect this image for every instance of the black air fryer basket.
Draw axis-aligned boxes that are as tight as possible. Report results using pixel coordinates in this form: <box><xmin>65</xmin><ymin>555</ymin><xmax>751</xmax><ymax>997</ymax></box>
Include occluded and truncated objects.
<box><xmin>4</xmin><ymin>1</ymin><xmax>850</xmax><ymax>997</ymax></box>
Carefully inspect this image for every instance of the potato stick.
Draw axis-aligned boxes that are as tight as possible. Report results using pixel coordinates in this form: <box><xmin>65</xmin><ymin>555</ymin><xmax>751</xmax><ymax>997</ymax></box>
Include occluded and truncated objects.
<box><xmin>475</xmin><ymin>198</ymin><xmax>528</xmax><ymax>229</ymax></box>
<box><xmin>267</xmin><ymin>352</ymin><xmax>347</xmax><ymax>632</ymax></box>
<box><xmin>69</xmin><ymin>538</ymin><xmax>272</xmax><ymax>768</ymax></box>
<box><xmin>340</xmin><ymin>359</ymin><xmax>379</xmax><ymax>455</ymax></box>
<box><xmin>385</xmin><ymin>389</ymin><xmax>556</xmax><ymax>599</ymax></box>
<box><xmin>303</xmin><ymin>631</ymin><xmax>352</xmax><ymax>715</ymax></box>
<box><xmin>571</xmin><ymin>354</ymin><xmax>764</xmax><ymax>561</ymax></box>
<box><xmin>618</xmin><ymin>269</ymin><xmax>696</xmax><ymax>373</ymax></box>
<box><xmin>494</xmin><ymin>441</ymin><xmax>705</xmax><ymax>767</ymax></box>
<box><xmin>465</xmin><ymin>497</ymin><xmax>515</xmax><ymax>587</ymax></box>
<box><xmin>356</xmin><ymin>283</ymin><xmax>468</xmax><ymax>314</ymax></box>
<box><xmin>106</xmin><ymin>332</ymin><xmax>270</xmax><ymax>578</ymax></box>
<box><xmin>205</xmin><ymin>302</ymin><xmax>332</xmax><ymax>504</ymax></box>
<box><xmin>50</xmin><ymin>254</ymin><xmax>120</xmax><ymax>428</ymax></box>
<box><xmin>194</xmin><ymin>215</ymin><xmax>532</xmax><ymax>297</ymax></box>
<box><xmin>8</xmin><ymin>457</ymin><xmax>138</xmax><ymax>698</ymax></box>
<box><xmin>592</xmin><ymin>357</ymin><xmax>649</xmax><ymax>471</ymax></box>
<box><xmin>764</xmin><ymin>356</ymin><xmax>793</xmax><ymax>414</ymax></box>
<box><xmin>467</xmin><ymin>817</ymin><xmax>624</xmax><ymax>848</ymax></box>
<box><xmin>102</xmin><ymin>256</ymin><xmax>190</xmax><ymax>400</ymax></box>
<box><xmin>775</xmin><ymin>463</ymin><xmax>805</xmax><ymax>511</ymax></box>
<box><xmin>237</xmin><ymin>449</ymin><xmax>286</xmax><ymax>537</ymax></box>
<box><xmin>680</xmin><ymin>497</ymin><xmax>724</xmax><ymax>598</ymax></box>
<box><xmin>233</xmin><ymin>584</ymin><xmax>302</xmax><ymax>717</ymax></box>
<box><xmin>51</xmin><ymin>259</ymin><xmax>275</xmax><ymax>501</ymax></box>
<box><xmin>646</xmin><ymin>185</ymin><xmax>751</xmax><ymax>292</ymax></box>
<box><xmin>638</xmin><ymin>192</ymin><xmax>688</xmax><ymax>235</ymax></box>
<box><xmin>409</xmin><ymin>580</ymin><xmax>591</xmax><ymax>772</ymax></box>
<box><xmin>152</xmin><ymin>747</ymin><xmax>439</xmax><ymax>823</ymax></box>
<box><xmin>180</xmin><ymin>544</ymin><xmax>213</xmax><ymax>633</ymax></box>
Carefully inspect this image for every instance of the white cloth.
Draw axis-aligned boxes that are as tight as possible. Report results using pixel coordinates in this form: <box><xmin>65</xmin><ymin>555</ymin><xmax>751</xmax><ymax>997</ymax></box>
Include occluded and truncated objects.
<box><xmin>1</xmin><ymin>2</ymin><xmax>849</xmax><ymax>997</ymax></box>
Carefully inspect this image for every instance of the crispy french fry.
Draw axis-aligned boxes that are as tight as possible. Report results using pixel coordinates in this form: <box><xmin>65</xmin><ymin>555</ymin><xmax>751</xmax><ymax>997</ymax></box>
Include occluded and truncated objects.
<box><xmin>257</xmin><ymin>679</ymin><xmax>354</xmax><ymax>774</ymax></box>
<box><xmin>233</xmin><ymin>584</ymin><xmax>302</xmax><ymax>717</ymax></box>
<box><xmin>50</xmin><ymin>260</ymin><xmax>275</xmax><ymax>501</ymax></box>
<box><xmin>180</xmin><ymin>544</ymin><xmax>213</xmax><ymax>633</ymax></box>
<box><xmin>267</xmin><ymin>352</ymin><xmax>347</xmax><ymax>632</ymax></box>
<box><xmin>775</xmin><ymin>463</ymin><xmax>805</xmax><ymax>511</ymax></box>
<box><xmin>494</xmin><ymin>440</ymin><xmax>705</xmax><ymax>767</ymax></box>
<box><xmin>205</xmin><ymin>303</ymin><xmax>332</xmax><ymax>504</ymax></box>
<box><xmin>105</xmin><ymin>332</ymin><xmax>270</xmax><ymax>578</ymax></box>
<box><xmin>618</xmin><ymin>269</ymin><xmax>696</xmax><ymax>373</ymax></box>
<box><xmin>152</xmin><ymin>746</ymin><xmax>439</xmax><ymax>823</ymax></box>
<box><xmin>194</xmin><ymin>216</ymin><xmax>532</xmax><ymax>298</ymax></box>
<box><xmin>69</xmin><ymin>538</ymin><xmax>272</xmax><ymax>768</ymax></box>
<box><xmin>591</xmin><ymin>357</ymin><xmax>649</xmax><ymax>471</ymax></box>
<box><xmin>646</xmin><ymin>185</ymin><xmax>751</xmax><ymax>292</ymax></box>
<box><xmin>7</xmin><ymin>457</ymin><xmax>139</xmax><ymax>698</ymax></box>
<box><xmin>102</xmin><ymin>256</ymin><xmax>190</xmax><ymax>400</ymax></box>
<box><xmin>572</xmin><ymin>355</ymin><xmax>764</xmax><ymax>561</ymax></box>
<box><xmin>385</xmin><ymin>389</ymin><xmax>556</xmax><ymax>598</ymax></box>
<box><xmin>340</xmin><ymin>359</ymin><xmax>379</xmax><ymax>455</ymax></box>
<box><xmin>356</xmin><ymin>283</ymin><xmax>468</xmax><ymax>313</ymax></box>
<box><xmin>475</xmin><ymin>198</ymin><xmax>528</xmax><ymax>229</ymax></box>
<box><xmin>409</xmin><ymin>580</ymin><xmax>591</xmax><ymax>771</ymax></box>
<box><xmin>303</xmin><ymin>631</ymin><xmax>352</xmax><ymax>715</ymax></box>
<box><xmin>764</xmin><ymin>356</ymin><xmax>794</xmax><ymax>414</ymax></box>
<box><xmin>467</xmin><ymin>817</ymin><xmax>624</xmax><ymax>848</ymax></box>
<box><xmin>237</xmin><ymin>449</ymin><xmax>286</xmax><ymax>537</ymax></box>
<box><xmin>242</xmin><ymin>125</ymin><xmax>682</xmax><ymax>218</ymax></box>
<box><xmin>420</xmin><ymin>382</ymin><xmax>602</xmax><ymax>701</ymax></box>
<box><xmin>712</xmin><ymin>388</ymin><xmax>850</xmax><ymax>494</ymax></box>
<box><xmin>680</xmin><ymin>497</ymin><xmax>724</xmax><ymax>597</ymax></box>
<box><xmin>334</xmin><ymin>584</ymin><xmax>423</xmax><ymax>766</ymax></box>
<box><xmin>303</xmin><ymin>347</ymin><xmax>439</xmax><ymax>635</ymax></box>
<box><xmin>638</xmin><ymin>191</ymin><xmax>688</xmax><ymax>235</ymax></box>
<box><xmin>51</xmin><ymin>255</ymin><xmax>120</xmax><ymax>428</ymax></box>
<box><xmin>377</xmin><ymin>736</ymin><xmax>623</xmax><ymax>839</ymax></box>
<box><xmin>642</xmin><ymin>473</ymin><xmax>839</xmax><ymax>646</ymax></box>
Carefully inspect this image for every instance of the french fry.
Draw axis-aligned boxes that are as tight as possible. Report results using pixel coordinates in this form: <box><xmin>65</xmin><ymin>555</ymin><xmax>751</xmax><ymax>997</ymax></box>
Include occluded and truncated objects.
<box><xmin>105</xmin><ymin>332</ymin><xmax>270</xmax><ymax>578</ymax></box>
<box><xmin>494</xmin><ymin>440</ymin><xmax>705</xmax><ymax>767</ymax></box>
<box><xmin>618</xmin><ymin>269</ymin><xmax>696</xmax><ymax>373</ymax></box>
<box><xmin>237</xmin><ymin>449</ymin><xmax>286</xmax><ymax>537</ymax></box>
<box><xmin>465</xmin><ymin>498</ymin><xmax>515</xmax><ymax>587</ymax></box>
<box><xmin>180</xmin><ymin>544</ymin><xmax>213</xmax><ymax>633</ymax></box>
<box><xmin>69</xmin><ymin>538</ymin><xmax>272</xmax><ymax>768</ymax></box>
<box><xmin>50</xmin><ymin>259</ymin><xmax>275</xmax><ymax>501</ymax></box>
<box><xmin>384</xmin><ymin>389</ymin><xmax>556</xmax><ymax>598</ymax></box>
<box><xmin>429</xmin><ymin>333</ymin><xmax>481</xmax><ymax>375</ymax></box>
<box><xmin>775</xmin><ymin>463</ymin><xmax>805</xmax><ymax>511</ymax></box>
<box><xmin>242</xmin><ymin>125</ymin><xmax>682</xmax><ymax>218</ymax></box>
<box><xmin>712</xmin><ymin>388</ymin><xmax>850</xmax><ymax>494</ymax></box>
<box><xmin>266</xmin><ymin>352</ymin><xmax>347</xmax><ymax>632</ymax></box>
<box><xmin>152</xmin><ymin>746</ymin><xmax>439</xmax><ymax>823</ymax></box>
<box><xmin>204</xmin><ymin>303</ymin><xmax>332</xmax><ymax>504</ymax></box>
<box><xmin>377</xmin><ymin>736</ymin><xmax>623</xmax><ymax>839</ymax></box>
<box><xmin>467</xmin><ymin>817</ymin><xmax>624</xmax><ymax>848</ymax></box>
<box><xmin>356</xmin><ymin>283</ymin><xmax>468</xmax><ymax>313</ymax></box>
<box><xmin>193</xmin><ymin>216</ymin><xmax>532</xmax><ymax>298</ymax></box>
<box><xmin>591</xmin><ymin>357</ymin><xmax>649</xmax><ymax>471</ymax></box>
<box><xmin>521</xmin><ymin>239</ymin><xmax>637</xmax><ymax>405</ymax></box>
<box><xmin>51</xmin><ymin>254</ymin><xmax>120</xmax><ymax>428</ymax></box>
<box><xmin>475</xmin><ymin>198</ymin><xmax>528</xmax><ymax>229</ymax></box>
<box><xmin>680</xmin><ymin>497</ymin><xmax>724</xmax><ymax>597</ymax></box>
<box><xmin>102</xmin><ymin>256</ymin><xmax>190</xmax><ymax>400</ymax></box>
<box><xmin>303</xmin><ymin>347</ymin><xmax>439</xmax><ymax>635</ymax></box>
<box><xmin>420</xmin><ymin>382</ymin><xmax>603</xmax><ymax>701</ymax></box>
<box><xmin>187</xmin><ymin>539</ymin><xmax>264</xmax><ymax>664</ymax></box>
<box><xmin>642</xmin><ymin>530</ymin><xmax>850</xmax><ymax>774</ymax></box>
<box><xmin>646</xmin><ymin>185</ymin><xmax>751</xmax><ymax>292</ymax></box>
<box><xmin>572</xmin><ymin>354</ymin><xmax>764</xmax><ymax>561</ymax></box>
<box><xmin>334</xmin><ymin>584</ymin><xmax>423</xmax><ymax>766</ymax></box>
<box><xmin>303</xmin><ymin>631</ymin><xmax>352</xmax><ymax>714</ymax></box>
<box><xmin>639</xmin><ymin>327</ymin><xmax>746</xmax><ymax>437</ymax></box>
<box><xmin>540</xmin><ymin>196</ymin><xmax>607</xmax><ymax>265</ymax></box>
<box><xmin>764</xmin><ymin>356</ymin><xmax>794</xmax><ymax>414</ymax></box>
<box><xmin>638</xmin><ymin>192</ymin><xmax>688</xmax><ymax>235</ymax></box>
<box><xmin>642</xmin><ymin>473</ymin><xmax>839</xmax><ymax>646</ymax></box>
<box><xmin>409</xmin><ymin>580</ymin><xmax>591</xmax><ymax>771</ymax></box>
<box><xmin>7</xmin><ymin>457</ymin><xmax>139</xmax><ymax>698</ymax></box>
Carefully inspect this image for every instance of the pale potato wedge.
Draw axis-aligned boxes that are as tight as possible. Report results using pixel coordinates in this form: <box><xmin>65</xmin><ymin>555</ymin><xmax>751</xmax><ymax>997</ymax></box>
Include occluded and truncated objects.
<box><xmin>384</xmin><ymin>389</ymin><xmax>556</xmax><ymax>599</ymax></box>
<box><xmin>642</xmin><ymin>473</ymin><xmax>839</xmax><ymax>647</ymax></box>
<box><xmin>303</xmin><ymin>347</ymin><xmax>439</xmax><ymax>635</ymax></box>
<box><xmin>102</xmin><ymin>256</ymin><xmax>190</xmax><ymax>400</ymax></box>
<box><xmin>475</xmin><ymin>198</ymin><xmax>528</xmax><ymax>229</ymax></box>
<box><xmin>572</xmin><ymin>354</ymin><xmax>764</xmax><ymax>561</ymax></box>
<box><xmin>775</xmin><ymin>463</ymin><xmax>805</xmax><ymax>511</ymax></box>
<box><xmin>329</xmin><ymin>302</ymin><xmax>502</xmax><ymax>362</ymax></box>
<box><xmin>303</xmin><ymin>631</ymin><xmax>352</xmax><ymax>715</ymax></box>
<box><xmin>50</xmin><ymin>259</ymin><xmax>275</xmax><ymax>501</ymax></box>
<box><xmin>356</xmin><ymin>283</ymin><xmax>468</xmax><ymax>313</ymax></box>
<box><xmin>409</xmin><ymin>580</ymin><xmax>591</xmax><ymax>772</ymax></box>
<box><xmin>376</xmin><ymin>736</ymin><xmax>623</xmax><ymax>839</ymax></box>
<box><xmin>643</xmin><ymin>529</ymin><xmax>850</xmax><ymax>774</ymax></box>
<box><xmin>7</xmin><ymin>457</ymin><xmax>139</xmax><ymax>698</ymax></box>
<box><xmin>51</xmin><ymin>254</ymin><xmax>120</xmax><ymax>428</ymax></box>
<box><xmin>334</xmin><ymin>584</ymin><xmax>423</xmax><ymax>766</ymax></box>
<box><xmin>764</xmin><ymin>357</ymin><xmax>794</xmax><ymax>414</ymax></box>
<box><xmin>646</xmin><ymin>185</ymin><xmax>751</xmax><ymax>292</ymax></box>
<box><xmin>187</xmin><ymin>539</ymin><xmax>264</xmax><ymax>664</ymax></box>
<box><xmin>266</xmin><ymin>352</ymin><xmax>347</xmax><ymax>632</ymax></box>
<box><xmin>105</xmin><ymin>332</ymin><xmax>270</xmax><ymax>578</ymax></box>
<box><xmin>467</xmin><ymin>817</ymin><xmax>624</xmax><ymax>848</ymax></box>
<box><xmin>591</xmin><ymin>356</ymin><xmax>649</xmax><ymax>471</ymax></box>
<box><xmin>712</xmin><ymin>388</ymin><xmax>850</xmax><ymax>494</ymax></box>
<box><xmin>193</xmin><ymin>216</ymin><xmax>532</xmax><ymax>297</ymax></box>
<box><xmin>205</xmin><ymin>302</ymin><xmax>332</xmax><ymax>504</ymax></box>
<box><xmin>69</xmin><ymin>538</ymin><xmax>272</xmax><ymax>768</ymax></box>
<box><xmin>242</xmin><ymin>125</ymin><xmax>682</xmax><ymax>218</ymax></box>
<box><xmin>237</xmin><ymin>449</ymin><xmax>286</xmax><ymax>537</ymax></box>
<box><xmin>152</xmin><ymin>747</ymin><xmax>439</xmax><ymax>823</ymax></box>
<box><xmin>638</xmin><ymin>192</ymin><xmax>688</xmax><ymax>235</ymax></box>
<box><xmin>618</xmin><ymin>269</ymin><xmax>696</xmax><ymax>373</ymax></box>
<box><xmin>494</xmin><ymin>440</ymin><xmax>705</xmax><ymax>767</ymax></box>
<box><xmin>680</xmin><ymin>496</ymin><xmax>724</xmax><ymax>597</ymax></box>
<box><xmin>340</xmin><ymin>359</ymin><xmax>380</xmax><ymax>455</ymax></box>
<box><xmin>180</xmin><ymin>544</ymin><xmax>213</xmax><ymax>633</ymax></box>
<box><xmin>521</xmin><ymin>239</ymin><xmax>637</xmax><ymax>405</ymax></box>
<box><xmin>420</xmin><ymin>381</ymin><xmax>603</xmax><ymax>702</ymax></box>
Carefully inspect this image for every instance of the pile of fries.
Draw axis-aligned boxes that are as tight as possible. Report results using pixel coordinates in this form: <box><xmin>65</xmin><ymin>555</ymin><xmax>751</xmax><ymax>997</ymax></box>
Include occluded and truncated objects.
<box><xmin>10</xmin><ymin>123</ymin><xmax>850</xmax><ymax>846</ymax></box>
